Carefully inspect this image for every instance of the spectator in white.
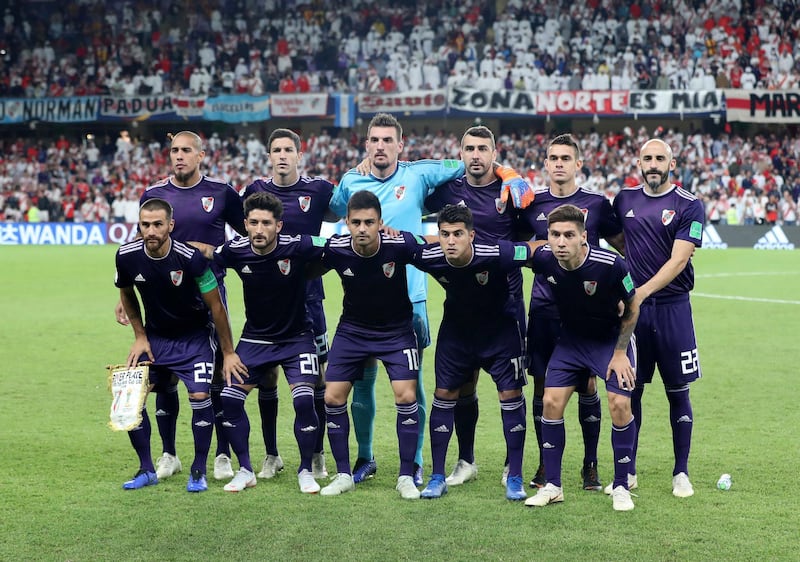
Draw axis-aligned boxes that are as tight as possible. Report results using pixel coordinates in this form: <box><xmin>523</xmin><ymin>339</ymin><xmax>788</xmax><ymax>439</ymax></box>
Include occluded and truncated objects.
<box><xmin>582</xmin><ymin>67</ymin><xmax>597</xmax><ymax>90</ymax></box>
<box><xmin>537</xmin><ymin>67</ymin><xmax>555</xmax><ymax>91</ymax></box>
<box><xmin>199</xmin><ymin>68</ymin><xmax>212</xmax><ymax>94</ymax></box>
<box><xmin>85</xmin><ymin>141</ymin><xmax>100</xmax><ymax>169</ymax></box>
<box><xmin>115</xmin><ymin>131</ymin><xmax>133</xmax><ymax>165</ymax></box>
<box><xmin>479</xmin><ymin>48</ymin><xmax>495</xmax><ymax>77</ymax></box>
<box><xmin>199</xmin><ymin>41</ymin><xmax>216</xmax><ymax>69</ymax></box>
<box><xmin>780</xmin><ymin>190</ymin><xmax>798</xmax><ymax>226</ymax></box>
<box><xmin>345</xmin><ymin>31</ymin><xmax>360</xmax><ymax>60</ymax></box>
<box><xmin>741</xmin><ymin>66</ymin><xmax>757</xmax><ymax>89</ymax></box>
<box><xmin>250</xmin><ymin>73</ymin><xmax>264</xmax><ymax>95</ymax></box>
<box><xmin>245</xmin><ymin>134</ymin><xmax>266</xmax><ymax>171</ymax></box>
<box><xmin>596</xmin><ymin>65</ymin><xmax>611</xmax><ymax>89</ymax></box>
<box><xmin>688</xmin><ymin>68</ymin><xmax>705</xmax><ymax>91</ymax></box>
<box><xmin>121</xmin><ymin>76</ymin><xmax>137</xmax><ymax>96</ymax></box>
<box><xmin>147</xmin><ymin>70</ymin><xmax>164</xmax><ymax>95</ymax></box>
<box><xmin>422</xmin><ymin>56</ymin><xmax>441</xmax><ymax>89</ymax></box>
<box><xmin>277</xmin><ymin>50</ymin><xmax>292</xmax><ymax>76</ymax></box>
<box><xmin>234</xmin><ymin>58</ymin><xmax>249</xmax><ymax>81</ymax></box>
<box><xmin>189</xmin><ymin>67</ymin><xmax>203</xmax><ymax>94</ymax></box>
<box><xmin>407</xmin><ymin>56</ymin><xmax>424</xmax><ymax>90</ymax></box>
<box><xmin>476</xmin><ymin>69</ymin><xmax>497</xmax><ymax>90</ymax></box>
<box><xmin>701</xmin><ymin>67</ymin><xmax>716</xmax><ymax>90</ymax></box>
<box><xmin>220</xmin><ymin>64</ymin><xmax>235</xmax><ymax>93</ymax></box>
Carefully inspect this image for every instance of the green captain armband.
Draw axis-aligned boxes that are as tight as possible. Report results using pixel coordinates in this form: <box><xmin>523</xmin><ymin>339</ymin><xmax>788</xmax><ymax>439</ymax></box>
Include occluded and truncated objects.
<box><xmin>513</xmin><ymin>245</ymin><xmax>529</xmax><ymax>261</ymax></box>
<box><xmin>195</xmin><ymin>268</ymin><xmax>219</xmax><ymax>294</ymax></box>
<box><xmin>311</xmin><ymin>236</ymin><xmax>326</xmax><ymax>247</ymax></box>
<box><xmin>622</xmin><ymin>272</ymin><xmax>634</xmax><ymax>293</ymax></box>
<box><xmin>413</xmin><ymin>234</ymin><xmax>426</xmax><ymax>244</ymax></box>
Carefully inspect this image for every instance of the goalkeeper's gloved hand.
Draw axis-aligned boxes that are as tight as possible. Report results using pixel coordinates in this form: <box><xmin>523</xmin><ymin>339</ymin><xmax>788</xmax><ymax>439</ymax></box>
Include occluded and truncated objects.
<box><xmin>496</xmin><ymin>166</ymin><xmax>535</xmax><ymax>209</ymax></box>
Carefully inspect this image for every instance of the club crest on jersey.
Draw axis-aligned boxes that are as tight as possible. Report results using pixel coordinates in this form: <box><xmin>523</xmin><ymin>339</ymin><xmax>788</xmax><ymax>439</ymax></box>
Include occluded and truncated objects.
<box><xmin>495</xmin><ymin>198</ymin><xmax>507</xmax><ymax>214</ymax></box>
<box><xmin>476</xmin><ymin>271</ymin><xmax>489</xmax><ymax>285</ymax></box>
<box><xmin>170</xmin><ymin>270</ymin><xmax>184</xmax><ymax>286</ymax></box>
<box><xmin>201</xmin><ymin>197</ymin><xmax>214</xmax><ymax>213</ymax></box>
<box><xmin>298</xmin><ymin>196</ymin><xmax>311</xmax><ymax>213</ymax></box>
<box><xmin>583</xmin><ymin>281</ymin><xmax>597</xmax><ymax>296</ymax></box>
<box><xmin>662</xmin><ymin>209</ymin><xmax>676</xmax><ymax>225</ymax></box>
<box><xmin>382</xmin><ymin>262</ymin><xmax>396</xmax><ymax>278</ymax></box>
<box><xmin>394</xmin><ymin>185</ymin><xmax>406</xmax><ymax>200</ymax></box>
<box><xmin>580</xmin><ymin>208</ymin><xmax>589</xmax><ymax>220</ymax></box>
<box><xmin>278</xmin><ymin>259</ymin><xmax>291</xmax><ymax>275</ymax></box>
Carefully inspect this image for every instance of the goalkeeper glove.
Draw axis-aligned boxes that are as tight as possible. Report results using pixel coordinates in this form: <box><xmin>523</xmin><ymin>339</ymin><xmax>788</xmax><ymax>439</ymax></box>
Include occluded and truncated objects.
<box><xmin>496</xmin><ymin>166</ymin><xmax>535</xmax><ymax>209</ymax></box>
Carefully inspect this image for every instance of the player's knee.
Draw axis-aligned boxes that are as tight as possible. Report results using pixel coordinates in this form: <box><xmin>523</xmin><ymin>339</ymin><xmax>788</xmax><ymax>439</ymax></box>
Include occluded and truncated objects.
<box><xmin>585</xmin><ymin>376</ymin><xmax>597</xmax><ymax>395</ymax></box>
<box><xmin>188</xmin><ymin>391</ymin><xmax>210</xmax><ymax>401</ymax></box>
<box><xmin>607</xmin><ymin>392</ymin><xmax>632</xmax><ymax>424</ymax></box>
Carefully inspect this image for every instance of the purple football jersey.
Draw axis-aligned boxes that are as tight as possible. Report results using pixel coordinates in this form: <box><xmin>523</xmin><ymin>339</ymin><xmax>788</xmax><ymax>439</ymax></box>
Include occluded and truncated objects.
<box><xmin>141</xmin><ymin>175</ymin><xmax>245</xmax><ymax>246</ymax></box>
<box><xmin>322</xmin><ymin>231</ymin><xmax>422</xmax><ymax>332</ymax></box>
<box><xmin>613</xmin><ymin>184</ymin><xmax>704</xmax><ymax>298</ymax></box>
<box><xmin>519</xmin><ymin>187</ymin><xmax>623</xmax><ymax>318</ymax></box>
<box><xmin>213</xmin><ymin>234</ymin><xmax>325</xmax><ymax>341</ymax></box>
<box><xmin>531</xmin><ymin>244</ymin><xmax>635</xmax><ymax>341</ymax></box>
<box><xmin>115</xmin><ymin>239</ymin><xmax>214</xmax><ymax>337</ymax></box>
<box><xmin>241</xmin><ymin>176</ymin><xmax>334</xmax><ymax>303</ymax></box>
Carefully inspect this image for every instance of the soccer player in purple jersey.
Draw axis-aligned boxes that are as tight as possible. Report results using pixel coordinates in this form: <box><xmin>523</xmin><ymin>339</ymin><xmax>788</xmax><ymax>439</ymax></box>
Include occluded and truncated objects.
<box><xmin>516</xmin><ymin>134</ymin><xmax>625</xmax><ymax>491</ymax></box>
<box><xmin>114</xmin><ymin>198</ymin><xmax>247</xmax><ymax>492</ymax></box>
<box><xmin>317</xmin><ymin>191</ymin><xmax>425</xmax><ymax>500</ymax></box>
<box><xmin>523</xmin><ymin>204</ymin><xmax>639</xmax><ymax>512</ymax></box>
<box><xmin>240</xmin><ymin>129</ymin><xmax>337</xmax><ymax>482</ymax></box>
<box><xmin>422</xmin><ymin>126</ymin><xmax>527</xmax><ymax>488</ymax></box>
<box><xmin>117</xmin><ymin>131</ymin><xmax>248</xmax><ymax>483</ymax></box>
<box><xmin>204</xmin><ymin>192</ymin><xmax>326</xmax><ymax>494</ymax></box>
<box><xmin>411</xmin><ymin>205</ymin><xmax>536</xmax><ymax>501</ymax></box>
<box><xmin>611</xmin><ymin>138</ymin><xmax>704</xmax><ymax>499</ymax></box>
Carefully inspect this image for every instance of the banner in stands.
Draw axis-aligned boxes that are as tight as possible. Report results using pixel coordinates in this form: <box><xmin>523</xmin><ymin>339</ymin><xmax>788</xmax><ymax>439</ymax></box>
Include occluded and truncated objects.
<box><xmin>99</xmin><ymin>95</ymin><xmax>185</xmax><ymax>120</ymax></box>
<box><xmin>357</xmin><ymin>89</ymin><xmax>448</xmax><ymax>116</ymax></box>
<box><xmin>448</xmin><ymin>88</ymin><xmax>629</xmax><ymax>116</ymax></box>
<box><xmin>0</xmin><ymin>97</ymin><xmax>100</xmax><ymax>124</ymax></box>
<box><xmin>628</xmin><ymin>90</ymin><xmax>723</xmax><ymax>115</ymax></box>
<box><xmin>202</xmin><ymin>94</ymin><xmax>271</xmax><ymax>122</ymax></box>
<box><xmin>270</xmin><ymin>93</ymin><xmax>328</xmax><ymax>117</ymax></box>
<box><xmin>724</xmin><ymin>89</ymin><xmax>800</xmax><ymax>123</ymax></box>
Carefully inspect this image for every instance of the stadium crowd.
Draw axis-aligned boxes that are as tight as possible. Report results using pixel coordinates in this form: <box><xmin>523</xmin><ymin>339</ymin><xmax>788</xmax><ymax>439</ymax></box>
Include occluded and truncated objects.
<box><xmin>1</xmin><ymin>0</ymin><xmax>799</xmax><ymax>98</ymax></box>
<box><xmin>1</xmin><ymin>125</ymin><xmax>798</xmax><ymax>226</ymax></box>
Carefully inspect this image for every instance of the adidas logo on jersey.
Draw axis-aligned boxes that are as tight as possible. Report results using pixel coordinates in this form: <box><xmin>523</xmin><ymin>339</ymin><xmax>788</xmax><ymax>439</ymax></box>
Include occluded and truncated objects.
<box><xmin>625</xmin><ymin>209</ymin><xmax>635</xmax><ymax>218</ymax></box>
<box><xmin>342</xmin><ymin>268</ymin><xmax>354</xmax><ymax>277</ymax></box>
<box><xmin>135</xmin><ymin>273</ymin><xmax>146</xmax><ymax>282</ymax></box>
<box><xmin>546</xmin><ymin>276</ymin><xmax>557</xmax><ymax>285</ymax></box>
<box><xmin>437</xmin><ymin>276</ymin><xmax>449</xmax><ymax>284</ymax></box>
<box><xmin>702</xmin><ymin>225</ymin><xmax>728</xmax><ymax>249</ymax></box>
<box><xmin>754</xmin><ymin>225</ymin><xmax>795</xmax><ymax>250</ymax></box>
<box><xmin>536</xmin><ymin>212</ymin><xmax>547</xmax><ymax>221</ymax></box>
<box><xmin>241</xmin><ymin>265</ymin><xmax>253</xmax><ymax>274</ymax></box>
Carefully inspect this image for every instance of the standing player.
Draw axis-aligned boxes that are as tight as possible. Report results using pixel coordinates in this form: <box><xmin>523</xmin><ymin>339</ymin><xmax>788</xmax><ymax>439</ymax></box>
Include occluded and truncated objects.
<box><xmin>208</xmin><ymin>192</ymin><xmax>326</xmax><ymax>494</ymax></box>
<box><xmin>611</xmin><ymin>138</ymin><xmax>704</xmax><ymax>498</ymax></box>
<box><xmin>318</xmin><ymin>191</ymin><xmax>425</xmax><ymax>500</ymax></box>
<box><xmin>516</xmin><ymin>133</ymin><xmax>625</xmax><ymax>491</ymax></box>
<box><xmin>412</xmin><ymin>205</ymin><xmax>534</xmax><ymax>501</ymax></box>
<box><xmin>329</xmin><ymin>113</ymin><xmax>532</xmax><ymax>485</ymax></box>
<box><xmin>523</xmin><ymin>204</ymin><xmax>639</xmax><ymax>512</ymax></box>
<box><xmin>115</xmin><ymin>198</ymin><xmax>247</xmax><ymax>492</ymax></box>
<box><xmin>240</xmin><ymin>129</ymin><xmax>336</xmax><ymax>482</ymax></box>
<box><xmin>129</xmin><ymin>131</ymin><xmax>247</xmax><ymax>483</ymax></box>
<box><xmin>422</xmin><ymin>125</ymin><xmax>526</xmax><ymax>488</ymax></box>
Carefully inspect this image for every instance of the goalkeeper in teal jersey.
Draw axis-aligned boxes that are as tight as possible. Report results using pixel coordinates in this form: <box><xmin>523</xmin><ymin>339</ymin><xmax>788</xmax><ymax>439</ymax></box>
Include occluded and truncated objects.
<box><xmin>328</xmin><ymin>113</ymin><xmax>533</xmax><ymax>486</ymax></box>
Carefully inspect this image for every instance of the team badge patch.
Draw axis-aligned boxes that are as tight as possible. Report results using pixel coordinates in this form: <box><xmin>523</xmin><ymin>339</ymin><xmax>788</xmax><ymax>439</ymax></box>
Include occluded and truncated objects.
<box><xmin>298</xmin><ymin>196</ymin><xmax>311</xmax><ymax>212</ymax></box>
<box><xmin>382</xmin><ymin>262</ymin><xmax>396</xmax><ymax>278</ymax></box>
<box><xmin>278</xmin><ymin>259</ymin><xmax>291</xmax><ymax>275</ymax></box>
<box><xmin>495</xmin><ymin>198</ymin><xmax>507</xmax><ymax>214</ymax></box>
<box><xmin>662</xmin><ymin>209</ymin><xmax>676</xmax><ymax>225</ymax></box>
<box><xmin>395</xmin><ymin>185</ymin><xmax>406</xmax><ymax>200</ymax></box>
<box><xmin>580</xmin><ymin>208</ymin><xmax>589</xmax><ymax>221</ymax></box>
<box><xmin>583</xmin><ymin>281</ymin><xmax>597</xmax><ymax>295</ymax></box>
<box><xmin>476</xmin><ymin>271</ymin><xmax>489</xmax><ymax>285</ymax></box>
<box><xmin>170</xmin><ymin>270</ymin><xmax>184</xmax><ymax>286</ymax></box>
<box><xmin>201</xmin><ymin>197</ymin><xmax>215</xmax><ymax>212</ymax></box>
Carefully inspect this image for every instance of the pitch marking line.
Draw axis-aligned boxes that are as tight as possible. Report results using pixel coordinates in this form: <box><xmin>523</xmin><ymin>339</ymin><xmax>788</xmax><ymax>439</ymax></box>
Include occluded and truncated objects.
<box><xmin>693</xmin><ymin>293</ymin><xmax>800</xmax><ymax>305</ymax></box>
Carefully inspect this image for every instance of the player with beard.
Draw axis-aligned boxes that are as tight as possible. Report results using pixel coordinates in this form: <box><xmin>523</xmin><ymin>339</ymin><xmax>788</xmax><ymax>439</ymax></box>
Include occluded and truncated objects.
<box><xmin>611</xmin><ymin>138</ymin><xmax>704</xmax><ymax>499</ymax></box>
<box><xmin>117</xmin><ymin>131</ymin><xmax>246</xmax><ymax>484</ymax></box>
<box><xmin>115</xmin><ymin>198</ymin><xmax>247</xmax><ymax>492</ymax></box>
<box><xmin>241</xmin><ymin>129</ymin><xmax>337</xmax><ymax>482</ymax></box>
